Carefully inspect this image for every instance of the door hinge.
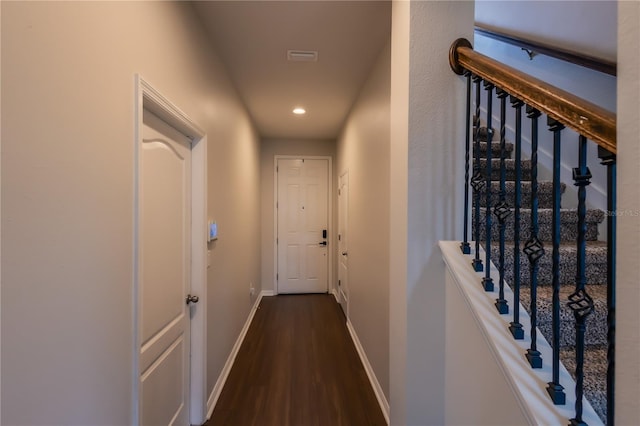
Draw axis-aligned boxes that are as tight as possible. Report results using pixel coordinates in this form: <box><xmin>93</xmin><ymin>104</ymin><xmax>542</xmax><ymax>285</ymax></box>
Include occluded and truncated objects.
<box><xmin>338</xmin><ymin>279</ymin><xmax>341</xmax><ymax>287</ymax></box>
<box><xmin>277</xmin><ymin>273</ymin><xmax>279</xmax><ymax>281</ymax></box>
<box><xmin>338</xmin><ymin>189</ymin><xmax>341</xmax><ymax>196</ymax></box>
<box><xmin>277</xmin><ymin>166</ymin><xmax>279</xmax><ymax>172</ymax></box>
<box><xmin>338</xmin><ymin>234</ymin><xmax>341</xmax><ymax>241</ymax></box>
<box><xmin>277</xmin><ymin>238</ymin><xmax>278</xmax><ymax>244</ymax></box>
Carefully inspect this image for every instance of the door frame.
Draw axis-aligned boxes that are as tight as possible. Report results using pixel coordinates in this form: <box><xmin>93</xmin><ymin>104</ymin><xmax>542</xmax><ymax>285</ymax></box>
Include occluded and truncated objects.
<box><xmin>133</xmin><ymin>75</ymin><xmax>208</xmax><ymax>425</ymax></box>
<box><xmin>273</xmin><ymin>155</ymin><xmax>333</xmax><ymax>295</ymax></box>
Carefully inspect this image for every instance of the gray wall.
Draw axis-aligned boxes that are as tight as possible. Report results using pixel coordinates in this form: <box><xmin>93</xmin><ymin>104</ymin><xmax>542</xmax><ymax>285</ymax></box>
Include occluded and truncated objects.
<box><xmin>260</xmin><ymin>139</ymin><xmax>337</xmax><ymax>294</ymax></box>
<box><xmin>1</xmin><ymin>2</ymin><xmax>261</xmax><ymax>424</ymax></box>
<box><xmin>336</xmin><ymin>40</ymin><xmax>391</xmax><ymax>402</ymax></box>
<box><xmin>390</xmin><ymin>1</ymin><xmax>474</xmax><ymax>424</ymax></box>
<box><xmin>616</xmin><ymin>1</ymin><xmax>640</xmax><ymax>423</ymax></box>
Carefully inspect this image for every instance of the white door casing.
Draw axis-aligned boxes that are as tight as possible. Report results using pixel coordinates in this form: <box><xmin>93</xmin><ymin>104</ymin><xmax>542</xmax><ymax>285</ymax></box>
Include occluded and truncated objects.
<box><xmin>276</xmin><ymin>158</ymin><xmax>330</xmax><ymax>294</ymax></box>
<box><xmin>338</xmin><ymin>170</ymin><xmax>349</xmax><ymax>317</ymax></box>
<box><xmin>134</xmin><ymin>76</ymin><xmax>207</xmax><ymax>426</ymax></box>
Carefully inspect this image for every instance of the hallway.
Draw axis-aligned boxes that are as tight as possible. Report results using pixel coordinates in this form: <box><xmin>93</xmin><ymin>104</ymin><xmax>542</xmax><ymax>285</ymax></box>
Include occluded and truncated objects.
<box><xmin>207</xmin><ymin>295</ymin><xmax>386</xmax><ymax>426</ymax></box>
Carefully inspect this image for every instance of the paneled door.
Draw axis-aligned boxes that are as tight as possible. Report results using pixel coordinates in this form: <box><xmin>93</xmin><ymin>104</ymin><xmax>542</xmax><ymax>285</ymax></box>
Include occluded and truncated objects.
<box><xmin>277</xmin><ymin>158</ymin><xmax>329</xmax><ymax>293</ymax></box>
<box><xmin>338</xmin><ymin>170</ymin><xmax>349</xmax><ymax>317</ymax></box>
<box><xmin>139</xmin><ymin>108</ymin><xmax>192</xmax><ymax>425</ymax></box>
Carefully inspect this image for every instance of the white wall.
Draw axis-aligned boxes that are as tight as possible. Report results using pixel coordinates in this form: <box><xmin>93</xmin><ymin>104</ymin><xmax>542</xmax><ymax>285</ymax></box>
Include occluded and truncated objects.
<box><xmin>336</xmin><ymin>40</ymin><xmax>391</xmax><ymax>400</ymax></box>
<box><xmin>616</xmin><ymin>1</ymin><xmax>640</xmax><ymax>423</ymax></box>
<box><xmin>390</xmin><ymin>1</ymin><xmax>474</xmax><ymax>424</ymax></box>
<box><xmin>260</xmin><ymin>139</ymin><xmax>336</xmax><ymax>295</ymax></box>
<box><xmin>476</xmin><ymin>0</ymin><xmax>617</xmax><ymax>63</ymax></box>
<box><xmin>1</xmin><ymin>2</ymin><xmax>261</xmax><ymax>424</ymax></box>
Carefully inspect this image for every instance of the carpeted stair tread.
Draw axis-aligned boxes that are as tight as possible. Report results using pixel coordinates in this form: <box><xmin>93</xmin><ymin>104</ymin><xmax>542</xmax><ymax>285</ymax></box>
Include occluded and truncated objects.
<box><xmin>477</xmin><ymin>181</ymin><xmax>564</xmax><ymax>209</ymax></box>
<box><xmin>478</xmin><ymin>141</ymin><xmax>513</xmax><ymax>157</ymax></box>
<box><xmin>478</xmin><ymin>158</ymin><xmax>532</xmax><ymax>181</ymax></box>
<box><xmin>519</xmin><ymin>285</ymin><xmax>609</xmax><ymax>347</ymax></box>
<box><xmin>471</xmin><ymin>127</ymin><xmax>609</xmax><ymax>423</ymax></box>
<box><xmin>491</xmin><ymin>241</ymin><xmax>608</xmax><ymax>286</ymax></box>
<box><xmin>560</xmin><ymin>345</ymin><xmax>608</xmax><ymax>423</ymax></box>
<box><xmin>474</xmin><ymin>208</ymin><xmax>604</xmax><ymax>242</ymax></box>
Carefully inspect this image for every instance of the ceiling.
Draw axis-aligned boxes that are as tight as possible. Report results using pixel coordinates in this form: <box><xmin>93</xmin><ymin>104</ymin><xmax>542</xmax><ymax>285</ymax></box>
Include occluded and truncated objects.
<box><xmin>191</xmin><ymin>1</ymin><xmax>391</xmax><ymax>140</ymax></box>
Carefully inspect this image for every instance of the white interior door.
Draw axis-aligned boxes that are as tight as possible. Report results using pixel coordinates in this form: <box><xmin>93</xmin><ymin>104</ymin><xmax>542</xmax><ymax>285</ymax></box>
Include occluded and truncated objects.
<box><xmin>277</xmin><ymin>158</ymin><xmax>329</xmax><ymax>293</ymax></box>
<box><xmin>139</xmin><ymin>109</ymin><xmax>191</xmax><ymax>426</ymax></box>
<box><xmin>338</xmin><ymin>171</ymin><xmax>349</xmax><ymax>316</ymax></box>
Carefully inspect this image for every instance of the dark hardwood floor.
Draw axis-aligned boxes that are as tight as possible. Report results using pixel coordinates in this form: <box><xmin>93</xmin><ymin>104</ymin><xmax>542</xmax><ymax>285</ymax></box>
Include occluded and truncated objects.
<box><xmin>206</xmin><ymin>294</ymin><xmax>387</xmax><ymax>426</ymax></box>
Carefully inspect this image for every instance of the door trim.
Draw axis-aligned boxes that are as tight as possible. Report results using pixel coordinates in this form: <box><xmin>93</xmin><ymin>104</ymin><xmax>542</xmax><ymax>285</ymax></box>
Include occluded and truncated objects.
<box><xmin>134</xmin><ymin>75</ymin><xmax>208</xmax><ymax>425</ymax></box>
<box><xmin>273</xmin><ymin>155</ymin><xmax>333</xmax><ymax>295</ymax></box>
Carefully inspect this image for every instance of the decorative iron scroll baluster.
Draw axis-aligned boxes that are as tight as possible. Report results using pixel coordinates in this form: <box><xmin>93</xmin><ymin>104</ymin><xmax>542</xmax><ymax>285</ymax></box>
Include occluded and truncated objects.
<box><xmin>509</xmin><ymin>95</ymin><xmax>525</xmax><ymax>339</ymax></box>
<box><xmin>523</xmin><ymin>106</ymin><xmax>543</xmax><ymax>369</ymax></box>
<box><xmin>461</xmin><ymin>71</ymin><xmax>472</xmax><ymax>255</ymax></box>
<box><xmin>547</xmin><ymin>117</ymin><xmax>566</xmax><ymax>405</ymax></box>
<box><xmin>568</xmin><ymin>135</ymin><xmax>594</xmax><ymax>425</ymax></box>
<box><xmin>599</xmin><ymin>146</ymin><xmax>616</xmax><ymax>426</ymax></box>
<box><xmin>494</xmin><ymin>88</ymin><xmax>510</xmax><ymax>313</ymax></box>
<box><xmin>482</xmin><ymin>81</ymin><xmax>495</xmax><ymax>292</ymax></box>
<box><xmin>471</xmin><ymin>75</ymin><xmax>484</xmax><ymax>272</ymax></box>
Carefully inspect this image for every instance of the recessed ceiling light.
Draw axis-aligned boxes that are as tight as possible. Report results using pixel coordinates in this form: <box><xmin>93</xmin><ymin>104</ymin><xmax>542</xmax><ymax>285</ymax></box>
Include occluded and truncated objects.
<box><xmin>293</xmin><ymin>107</ymin><xmax>306</xmax><ymax>115</ymax></box>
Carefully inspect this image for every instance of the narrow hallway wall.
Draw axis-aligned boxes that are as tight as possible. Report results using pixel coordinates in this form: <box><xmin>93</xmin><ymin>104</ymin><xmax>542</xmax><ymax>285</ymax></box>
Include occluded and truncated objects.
<box><xmin>1</xmin><ymin>2</ymin><xmax>261</xmax><ymax>424</ymax></box>
<box><xmin>336</xmin><ymin>40</ymin><xmax>391</xmax><ymax>403</ymax></box>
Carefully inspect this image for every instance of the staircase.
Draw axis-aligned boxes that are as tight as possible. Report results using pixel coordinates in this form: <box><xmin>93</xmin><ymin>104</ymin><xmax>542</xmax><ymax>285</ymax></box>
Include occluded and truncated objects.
<box><xmin>473</xmin><ymin>130</ymin><xmax>609</xmax><ymax>423</ymax></box>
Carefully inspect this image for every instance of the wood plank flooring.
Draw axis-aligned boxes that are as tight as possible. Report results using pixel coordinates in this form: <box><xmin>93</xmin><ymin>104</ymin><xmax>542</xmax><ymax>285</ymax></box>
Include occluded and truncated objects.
<box><xmin>206</xmin><ymin>294</ymin><xmax>387</xmax><ymax>426</ymax></box>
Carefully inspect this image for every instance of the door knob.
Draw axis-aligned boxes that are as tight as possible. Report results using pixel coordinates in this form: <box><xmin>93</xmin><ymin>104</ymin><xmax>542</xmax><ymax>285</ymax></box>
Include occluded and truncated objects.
<box><xmin>186</xmin><ymin>294</ymin><xmax>199</xmax><ymax>305</ymax></box>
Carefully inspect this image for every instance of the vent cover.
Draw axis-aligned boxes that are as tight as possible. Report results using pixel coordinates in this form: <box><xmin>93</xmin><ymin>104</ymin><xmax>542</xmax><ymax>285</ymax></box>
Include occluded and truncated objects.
<box><xmin>287</xmin><ymin>50</ymin><xmax>318</xmax><ymax>62</ymax></box>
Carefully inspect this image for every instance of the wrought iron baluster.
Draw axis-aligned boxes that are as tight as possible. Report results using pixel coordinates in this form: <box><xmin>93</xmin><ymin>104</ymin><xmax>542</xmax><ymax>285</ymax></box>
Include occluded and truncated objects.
<box><xmin>567</xmin><ymin>135</ymin><xmax>594</xmax><ymax>424</ymax></box>
<box><xmin>494</xmin><ymin>88</ymin><xmax>510</xmax><ymax>313</ymax></box>
<box><xmin>461</xmin><ymin>71</ymin><xmax>472</xmax><ymax>255</ymax></box>
<box><xmin>471</xmin><ymin>75</ymin><xmax>484</xmax><ymax>272</ymax></box>
<box><xmin>547</xmin><ymin>118</ymin><xmax>566</xmax><ymax>405</ymax></box>
<box><xmin>482</xmin><ymin>81</ymin><xmax>495</xmax><ymax>292</ymax></box>
<box><xmin>509</xmin><ymin>95</ymin><xmax>525</xmax><ymax>339</ymax></box>
<box><xmin>523</xmin><ymin>106</ymin><xmax>543</xmax><ymax>369</ymax></box>
<box><xmin>599</xmin><ymin>146</ymin><xmax>616</xmax><ymax>426</ymax></box>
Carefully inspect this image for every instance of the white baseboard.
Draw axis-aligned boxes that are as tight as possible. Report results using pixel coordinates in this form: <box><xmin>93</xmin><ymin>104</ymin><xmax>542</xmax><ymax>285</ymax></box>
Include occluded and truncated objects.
<box><xmin>206</xmin><ymin>290</ymin><xmax>266</xmax><ymax>420</ymax></box>
<box><xmin>330</xmin><ymin>287</ymin><xmax>339</xmax><ymax>301</ymax></box>
<box><xmin>345</xmin><ymin>319</ymin><xmax>390</xmax><ymax>425</ymax></box>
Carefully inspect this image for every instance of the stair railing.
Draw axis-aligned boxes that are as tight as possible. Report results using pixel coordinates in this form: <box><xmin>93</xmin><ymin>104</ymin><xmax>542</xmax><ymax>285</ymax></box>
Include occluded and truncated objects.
<box><xmin>450</xmin><ymin>38</ymin><xmax>616</xmax><ymax>425</ymax></box>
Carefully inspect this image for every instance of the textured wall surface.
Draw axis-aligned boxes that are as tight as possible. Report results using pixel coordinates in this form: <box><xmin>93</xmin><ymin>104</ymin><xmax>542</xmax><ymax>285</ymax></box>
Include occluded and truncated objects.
<box><xmin>1</xmin><ymin>2</ymin><xmax>261</xmax><ymax>424</ymax></box>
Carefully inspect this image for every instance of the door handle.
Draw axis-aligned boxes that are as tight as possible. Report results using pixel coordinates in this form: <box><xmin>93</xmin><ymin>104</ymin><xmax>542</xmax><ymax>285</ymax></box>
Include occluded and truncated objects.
<box><xmin>186</xmin><ymin>294</ymin><xmax>199</xmax><ymax>305</ymax></box>
<box><xmin>342</xmin><ymin>251</ymin><xmax>348</xmax><ymax>256</ymax></box>
<box><xmin>318</xmin><ymin>241</ymin><xmax>327</xmax><ymax>246</ymax></box>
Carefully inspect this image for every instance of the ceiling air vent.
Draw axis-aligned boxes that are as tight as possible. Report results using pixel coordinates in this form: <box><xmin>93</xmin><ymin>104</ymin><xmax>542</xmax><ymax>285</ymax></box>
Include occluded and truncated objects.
<box><xmin>287</xmin><ymin>50</ymin><xmax>318</xmax><ymax>62</ymax></box>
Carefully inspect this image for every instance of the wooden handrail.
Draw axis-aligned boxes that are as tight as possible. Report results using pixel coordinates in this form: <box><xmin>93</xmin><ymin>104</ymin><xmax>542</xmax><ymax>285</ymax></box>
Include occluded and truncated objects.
<box><xmin>449</xmin><ymin>38</ymin><xmax>616</xmax><ymax>154</ymax></box>
<box><xmin>475</xmin><ymin>24</ymin><xmax>617</xmax><ymax>77</ymax></box>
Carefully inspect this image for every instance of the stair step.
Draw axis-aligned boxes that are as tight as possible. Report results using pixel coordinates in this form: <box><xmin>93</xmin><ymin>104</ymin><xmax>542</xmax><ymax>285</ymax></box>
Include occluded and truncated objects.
<box><xmin>519</xmin><ymin>285</ymin><xmax>608</xmax><ymax>347</ymax></box>
<box><xmin>477</xmin><ymin>181</ymin><xmax>564</xmax><ymax>209</ymax></box>
<box><xmin>490</xmin><ymin>241</ymin><xmax>608</xmax><ymax>286</ymax></box>
<box><xmin>473</xmin><ymin>126</ymin><xmax>496</xmax><ymax>142</ymax></box>
<box><xmin>477</xmin><ymin>158</ymin><xmax>532</xmax><ymax>181</ymax></box>
<box><xmin>560</xmin><ymin>345</ymin><xmax>607</xmax><ymax>424</ymax></box>
<box><xmin>474</xmin><ymin>208</ymin><xmax>604</xmax><ymax>242</ymax></box>
<box><xmin>477</xmin><ymin>141</ymin><xmax>513</xmax><ymax>158</ymax></box>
